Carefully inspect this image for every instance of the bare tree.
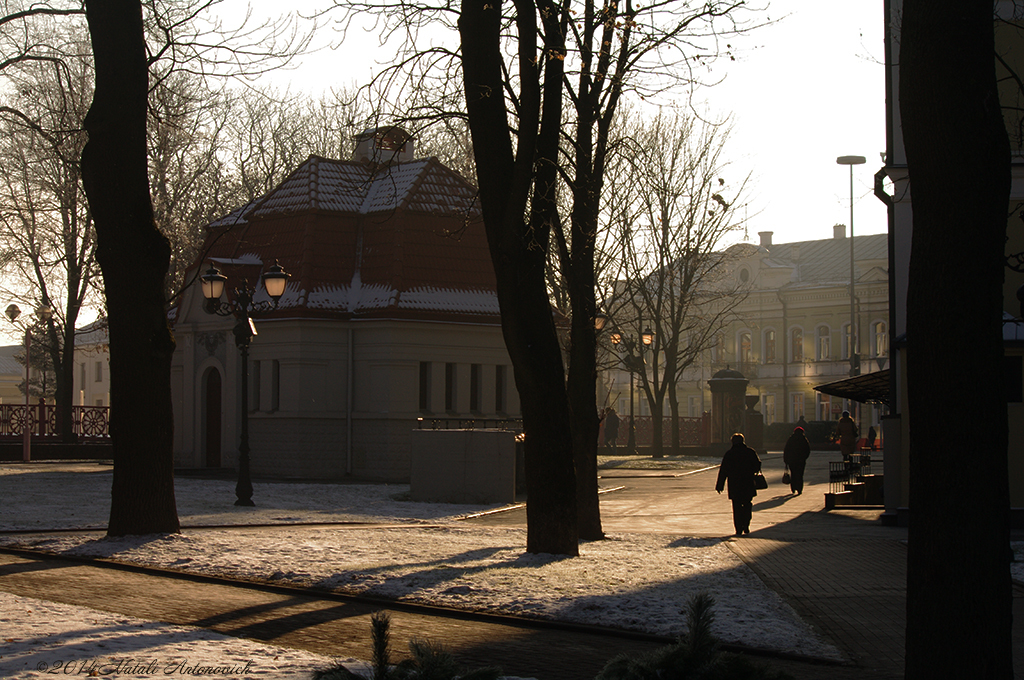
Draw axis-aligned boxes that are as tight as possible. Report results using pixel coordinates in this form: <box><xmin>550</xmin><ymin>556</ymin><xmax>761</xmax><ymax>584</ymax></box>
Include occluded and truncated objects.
<box><xmin>148</xmin><ymin>71</ymin><xmax>237</xmax><ymax>299</ymax></box>
<box><xmin>326</xmin><ymin>0</ymin><xmax>757</xmax><ymax>549</ymax></box>
<box><xmin>0</xmin><ymin>21</ymin><xmax>99</xmax><ymax>442</ymax></box>
<box><xmin>601</xmin><ymin>111</ymin><xmax>748</xmax><ymax>456</ymax></box>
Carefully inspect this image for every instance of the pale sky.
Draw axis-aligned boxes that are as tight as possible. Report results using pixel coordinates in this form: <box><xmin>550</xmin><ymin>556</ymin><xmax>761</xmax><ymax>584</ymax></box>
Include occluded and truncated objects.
<box><xmin>240</xmin><ymin>0</ymin><xmax>890</xmax><ymax>248</ymax></box>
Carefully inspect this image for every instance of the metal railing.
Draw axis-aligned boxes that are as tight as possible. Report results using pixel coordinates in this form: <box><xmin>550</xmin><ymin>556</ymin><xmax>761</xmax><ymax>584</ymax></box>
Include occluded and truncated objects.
<box><xmin>604</xmin><ymin>414</ymin><xmax>711</xmax><ymax>448</ymax></box>
<box><xmin>828</xmin><ymin>453</ymin><xmax>871</xmax><ymax>494</ymax></box>
<box><xmin>0</xmin><ymin>402</ymin><xmax>110</xmax><ymax>440</ymax></box>
<box><xmin>416</xmin><ymin>417</ymin><xmax>523</xmax><ymax>432</ymax></box>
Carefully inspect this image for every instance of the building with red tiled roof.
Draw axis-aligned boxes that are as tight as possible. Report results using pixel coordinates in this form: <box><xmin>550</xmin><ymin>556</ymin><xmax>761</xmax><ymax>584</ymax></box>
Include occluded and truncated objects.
<box><xmin>171</xmin><ymin>130</ymin><xmax>520</xmax><ymax>481</ymax></box>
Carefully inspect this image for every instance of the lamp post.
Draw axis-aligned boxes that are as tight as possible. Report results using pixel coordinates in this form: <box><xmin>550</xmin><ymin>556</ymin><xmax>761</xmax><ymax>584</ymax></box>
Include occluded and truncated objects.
<box><xmin>200</xmin><ymin>260</ymin><xmax>289</xmax><ymax>506</ymax></box>
<box><xmin>4</xmin><ymin>303</ymin><xmax>52</xmax><ymax>462</ymax></box>
<box><xmin>837</xmin><ymin>155</ymin><xmax>866</xmax><ymax>380</ymax></box>
<box><xmin>610</xmin><ymin>325</ymin><xmax>654</xmax><ymax>454</ymax></box>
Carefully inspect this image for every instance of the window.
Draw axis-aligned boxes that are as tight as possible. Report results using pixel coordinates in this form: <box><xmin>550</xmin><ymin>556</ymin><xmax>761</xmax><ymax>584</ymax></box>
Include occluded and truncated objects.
<box><xmin>495</xmin><ymin>365</ymin><xmax>507</xmax><ymax>413</ymax></box>
<box><xmin>688</xmin><ymin>396</ymin><xmax>701</xmax><ymax>417</ymax></box>
<box><xmin>817</xmin><ymin>392</ymin><xmax>835</xmax><ymax>420</ymax></box>
<box><xmin>764</xmin><ymin>329</ymin><xmax>776</xmax><ymax>363</ymax></box>
<box><xmin>791</xmin><ymin>328</ymin><xmax>803</xmax><ymax>362</ymax></box>
<box><xmin>418</xmin><ymin>362</ymin><xmax>432</xmax><ymax>411</ymax></box>
<box><xmin>445</xmin><ymin>363</ymin><xmax>457</xmax><ymax>412</ymax></box>
<box><xmin>873</xmin><ymin>321</ymin><xmax>888</xmax><ymax>357</ymax></box>
<box><xmin>842</xmin><ymin>323</ymin><xmax>854</xmax><ymax>360</ymax></box>
<box><xmin>762</xmin><ymin>394</ymin><xmax>776</xmax><ymax>426</ymax></box>
<box><xmin>270</xmin><ymin>360</ymin><xmax>280</xmax><ymax>411</ymax></box>
<box><xmin>817</xmin><ymin>326</ymin><xmax>831</xmax><ymax>361</ymax></box>
<box><xmin>249</xmin><ymin>360</ymin><xmax>260</xmax><ymax>412</ymax></box>
<box><xmin>712</xmin><ymin>334</ymin><xmax>726</xmax><ymax>363</ymax></box>
<box><xmin>739</xmin><ymin>332</ymin><xmax>752</xmax><ymax>364</ymax></box>
<box><xmin>791</xmin><ymin>392</ymin><xmax>804</xmax><ymax>420</ymax></box>
<box><xmin>94</xmin><ymin>361</ymin><xmax>103</xmax><ymax>383</ymax></box>
<box><xmin>470</xmin><ymin>364</ymin><xmax>482</xmax><ymax>412</ymax></box>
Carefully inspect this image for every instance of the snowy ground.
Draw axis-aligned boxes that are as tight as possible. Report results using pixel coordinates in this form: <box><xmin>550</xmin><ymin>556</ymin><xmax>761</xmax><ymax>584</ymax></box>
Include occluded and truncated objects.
<box><xmin>0</xmin><ymin>462</ymin><xmax>845</xmax><ymax>679</ymax></box>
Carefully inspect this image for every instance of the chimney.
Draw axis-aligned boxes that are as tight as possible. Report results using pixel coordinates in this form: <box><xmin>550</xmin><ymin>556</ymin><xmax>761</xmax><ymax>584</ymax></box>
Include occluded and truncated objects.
<box><xmin>834</xmin><ymin>224</ymin><xmax>847</xmax><ymax>239</ymax></box>
<box><xmin>353</xmin><ymin>126</ymin><xmax>414</xmax><ymax>166</ymax></box>
<box><xmin>758</xmin><ymin>231</ymin><xmax>773</xmax><ymax>249</ymax></box>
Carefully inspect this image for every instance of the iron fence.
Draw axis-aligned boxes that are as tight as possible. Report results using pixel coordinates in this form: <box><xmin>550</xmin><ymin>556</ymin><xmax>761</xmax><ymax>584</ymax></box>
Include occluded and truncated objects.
<box><xmin>0</xmin><ymin>402</ymin><xmax>110</xmax><ymax>440</ymax></box>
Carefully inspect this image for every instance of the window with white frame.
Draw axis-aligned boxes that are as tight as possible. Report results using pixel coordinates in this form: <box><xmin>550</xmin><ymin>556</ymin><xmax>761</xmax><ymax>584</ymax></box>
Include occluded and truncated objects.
<box><xmin>842</xmin><ymin>323</ymin><xmax>854</xmax><ymax>360</ymax></box>
<box><xmin>762</xmin><ymin>394</ymin><xmax>776</xmax><ymax>425</ymax></box>
<box><xmin>763</xmin><ymin>329</ymin><xmax>776</xmax><ymax>363</ymax></box>
<box><xmin>688</xmin><ymin>396</ymin><xmax>701</xmax><ymax>417</ymax></box>
<box><xmin>739</xmin><ymin>331</ymin><xmax>752</xmax><ymax>364</ymax></box>
<box><xmin>791</xmin><ymin>328</ymin><xmax>804</xmax><ymax>362</ymax></box>
<box><xmin>791</xmin><ymin>392</ymin><xmax>804</xmax><ymax>420</ymax></box>
<box><xmin>873</xmin><ymin>321</ymin><xmax>888</xmax><ymax>357</ymax></box>
<box><xmin>817</xmin><ymin>326</ymin><xmax>831</xmax><ymax>361</ymax></box>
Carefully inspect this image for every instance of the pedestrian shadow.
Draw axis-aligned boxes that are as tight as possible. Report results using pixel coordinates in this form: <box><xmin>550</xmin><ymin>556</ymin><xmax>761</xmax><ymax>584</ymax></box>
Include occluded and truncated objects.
<box><xmin>752</xmin><ymin>493</ymin><xmax>800</xmax><ymax>511</ymax></box>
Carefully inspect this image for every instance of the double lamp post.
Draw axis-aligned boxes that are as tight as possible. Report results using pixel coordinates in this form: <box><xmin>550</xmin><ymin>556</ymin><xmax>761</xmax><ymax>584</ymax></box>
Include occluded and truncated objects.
<box><xmin>200</xmin><ymin>260</ymin><xmax>289</xmax><ymax>506</ymax></box>
<box><xmin>605</xmin><ymin>322</ymin><xmax>654</xmax><ymax>454</ymax></box>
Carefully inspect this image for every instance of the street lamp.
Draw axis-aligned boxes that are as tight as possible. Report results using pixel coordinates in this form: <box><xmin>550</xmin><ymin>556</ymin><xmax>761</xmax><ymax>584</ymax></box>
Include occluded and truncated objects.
<box><xmin>4</xmin><ymin>303</ymin><xmax>53</xmax><ymax>462</ymax></box>
<box><xmin>837</xmin><ymin>155</ymin><xmax>866</xmax><ymax>380</ymax></box>
<box><xmin>201</xmin><ymin>260</ymin><xmax>290</xmax><ymax>506</ymax></box>
<box><xmin>610</xmin><ymin>325</ymin><xmax>655</xmax><ymax>454</ymax></box>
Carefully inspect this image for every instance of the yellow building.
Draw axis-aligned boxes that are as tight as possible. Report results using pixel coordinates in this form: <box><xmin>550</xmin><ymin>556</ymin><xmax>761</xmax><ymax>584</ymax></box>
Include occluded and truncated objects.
<box><xmin>678</xmin><ymin>228</ymin><xmax>888</xmax><ymax>437</ymax></box>
<box><xmin>600</xmin><ymin>227</ymin><xmax>889</xmax><ymax>446</ymax></box>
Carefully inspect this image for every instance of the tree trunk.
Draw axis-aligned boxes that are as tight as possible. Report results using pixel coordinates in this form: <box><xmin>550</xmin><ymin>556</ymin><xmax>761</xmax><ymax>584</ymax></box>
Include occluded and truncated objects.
<box><xmin>567</xmin><ymin>219</ymin><xmax>603</xmax><ymax>540</ymax></box>
<box><xmin>81</xmin><ymin>0</ymin><xmax>180</xmax><ymax>536</ymax></box>
<box><xmin>900</xmin><ymin>2</ymin><xmax>1011</xmax><ymax>678</ymax></box>
<box><xmin>460</xmin><ymin>0</ymin><xmax>577</xmax><ymax>555</ymax></box>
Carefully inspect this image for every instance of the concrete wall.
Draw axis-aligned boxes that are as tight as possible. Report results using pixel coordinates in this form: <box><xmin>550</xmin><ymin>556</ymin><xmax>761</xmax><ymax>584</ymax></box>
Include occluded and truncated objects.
<box><xmin>409</xmin><ymin>429</ymin><xmax>516</xmax><ymax>504</ymax></box>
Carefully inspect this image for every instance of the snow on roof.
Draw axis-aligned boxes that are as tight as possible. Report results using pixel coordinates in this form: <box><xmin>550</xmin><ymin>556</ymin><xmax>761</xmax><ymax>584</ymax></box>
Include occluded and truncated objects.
<box><xmin>399</xmin><ymin>287</ymin><xmax>500</xmax><ymax>315</ymax></box>
<box><xmin>245</xmin><ymin>156</ymin><xmax>479</xmax><ymax>220</ymax></box>
<box><xmin>210</xmin><ymin>254</ymin><xmax>263</xmax><ymax>266</ymax></box>
<box><xmin>190</xmin><ymin>154</ymin><xmax>498</xmax><ymax>324</ymax></box>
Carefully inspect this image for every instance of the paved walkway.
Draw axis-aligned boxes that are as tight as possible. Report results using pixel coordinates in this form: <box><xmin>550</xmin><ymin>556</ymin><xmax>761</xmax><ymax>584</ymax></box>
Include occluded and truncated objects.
<box><xmin>1</xmin><ymin>452</ymin><xmax>1022</xmax><ymax>679</ymax></box>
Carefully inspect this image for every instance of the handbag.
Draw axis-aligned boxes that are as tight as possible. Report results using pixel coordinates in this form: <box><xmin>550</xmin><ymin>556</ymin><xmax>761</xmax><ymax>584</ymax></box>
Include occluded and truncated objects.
<box><xmin>782</xmin><ymin>467</ymin><xmax>791</xmax><ymax>485</ymax></box>
<box><xmin>754</xmin><ymin>472</ymin><xmax>768</xmax><ymax>490</ymax></box>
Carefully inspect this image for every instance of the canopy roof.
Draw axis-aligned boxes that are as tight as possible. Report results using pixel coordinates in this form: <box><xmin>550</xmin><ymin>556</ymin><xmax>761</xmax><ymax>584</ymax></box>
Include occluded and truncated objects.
<box><xmin>813</xmin><ymin>369</ymin><xmax>890</xmax><ymax>406</ymax></box>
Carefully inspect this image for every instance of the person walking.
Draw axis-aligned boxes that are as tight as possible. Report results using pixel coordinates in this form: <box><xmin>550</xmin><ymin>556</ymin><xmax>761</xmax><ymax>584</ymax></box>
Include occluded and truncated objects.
<box><xmin>836</xmin><ymin>410</ymin><xmax>858</xmax><ymax>461</ymax></box>
<box><xmin>783</xmin><ymin>426</ymin><xmax>811</xmax><ymax>494</ymax></box>
<box><xmin>867</xmin><ymin>425</ymin><xmax>877</xmax><ymax>451</ymax></box>
<box><xmin>603</xmin><ymin>408</ymin><xmax>620</xmax><ymax>449</ymax></box>
<box><xmin>715</xmin><ymin>433</ymin><xmax>762</xmax><ymax>536</ymax></box>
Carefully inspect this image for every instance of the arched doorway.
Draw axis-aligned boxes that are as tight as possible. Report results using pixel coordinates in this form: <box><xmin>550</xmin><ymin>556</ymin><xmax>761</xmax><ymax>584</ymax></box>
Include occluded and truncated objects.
<box><xmin>203</xmin><ymin>367</ymin><xmax>222</xmax><ymax>468</ymax></box>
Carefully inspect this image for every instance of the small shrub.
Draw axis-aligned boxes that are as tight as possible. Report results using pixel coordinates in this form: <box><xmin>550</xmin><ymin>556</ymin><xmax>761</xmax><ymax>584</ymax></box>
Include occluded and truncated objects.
<box><xmin>312</xmin><ymin>610</ymin><xmax>502</xmax><ymax>680</ymax></box>
<box><xmin>595</xmin><ymin>593</ymin><xmax>792</xmax><ymax>680</ymax></box>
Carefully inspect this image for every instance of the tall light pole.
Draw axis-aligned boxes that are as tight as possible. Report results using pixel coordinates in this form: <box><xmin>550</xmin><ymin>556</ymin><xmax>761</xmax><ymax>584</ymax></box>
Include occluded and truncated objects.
<box><xmin>5</xmin><ymin>303</ymin><xmax>53</xmax><ymax>462</ymax></box>
<box><xmin>837</xmin><ymin>155</ymin><xmax>866</xmax><ymax>380</ymax></box>
<box><xmin>201</xmin><ymin>260</ymin><xmax>289</xmax><ymax>506</ymax></box>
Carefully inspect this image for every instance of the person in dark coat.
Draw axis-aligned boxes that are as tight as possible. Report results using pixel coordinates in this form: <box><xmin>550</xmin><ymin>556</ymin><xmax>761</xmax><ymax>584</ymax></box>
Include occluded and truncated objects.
<box><xmin>603</xmin><ymin>408</ymin><xmax>620</xmax><ymax>449</ymax></box>
<box><xmin>836</xmin><ymin>410</ymin><xmax>858</xmax><ymax>460</ymax></box>
<box><xmin>783</xmin><ymin>426</ymin><xmax>811</xmax><ymax>494</ymax></box>
<box><xmin>715</xmin><ymin>433</ymin><xmax>762</xmax><ymax>536</ymax></box>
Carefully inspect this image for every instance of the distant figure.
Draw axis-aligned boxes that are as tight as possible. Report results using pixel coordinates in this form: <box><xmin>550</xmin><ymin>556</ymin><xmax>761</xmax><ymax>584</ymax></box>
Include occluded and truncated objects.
<box><xmin>783</xmin><ymin>427</ymin><xmax>812</xmax><ymax>494</ymax></box>
<box><xmin>715</xmin><ymin>433</ymin><xmax>762</xmax><ymax>536</ymax></box>
<box><xmin>796</xmin><ymin>415</ymin><xmax>809</xmax><ymax>429</ymax></box>
<box><xmin>603</xmin><ymin>408</ymin><xmax>620</xmax><ymax>449</ymax></box>
<box><xmin>867</xmin><ymin>425</ymin><xmax>878</xmax><ymax>451</ymax></box>
<box><xmin>836</xmin><ymin>411</ymin><xmax>858</xmax><ymax>461</ymax></box>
